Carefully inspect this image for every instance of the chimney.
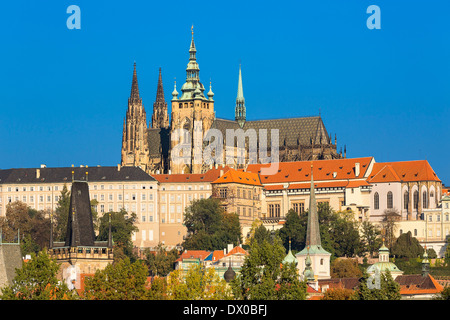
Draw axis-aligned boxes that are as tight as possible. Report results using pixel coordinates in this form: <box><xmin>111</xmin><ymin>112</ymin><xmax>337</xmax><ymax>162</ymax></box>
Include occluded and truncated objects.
<box><xmin>117</xmin><ymin>164</ymin><xmax>121</xmax><ymax>171</ymax></box>
<box><xmin>220</xmin><ymin>170</ymin><xmax>224</xmax><ymax>177</ymax></box>
<box><xmin>36</xmin><ymin>169</ymin><xmax>40</xmax><ymax>179</ymax></box>
<box><xmin>355</xmin><ymin>163</ymin><xmax>360</xmax><ymax>177</ymax></box>
<box><xmin>333</xmin><ymin>172</ymin><xmax>337</xmax><ymax>178</ymax></box>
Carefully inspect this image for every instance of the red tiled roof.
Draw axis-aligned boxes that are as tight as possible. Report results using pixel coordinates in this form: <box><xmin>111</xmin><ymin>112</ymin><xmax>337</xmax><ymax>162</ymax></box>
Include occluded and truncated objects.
<box><xmin>368</xmin><ymin>160</ymin><xmax>440</xmax><ymax>183</ymax></box>
<box><xmin>212</xmin><ymin>168</ymin><xmax>262</xmax><ymax>186</ymax></box>
<box><xmin>175</xmin><ymin>250</ymin><xmax>211</xmax><ymax>262</ymax></box>
<box><xmin>246</xmin><ymin>157</ymin><xmax>374</xmax><ymax>184</ymax></box>
<box><xmin>225</xmin><ymin>246</ymin><xmax>249</xmax><ymax>257</ymax></box>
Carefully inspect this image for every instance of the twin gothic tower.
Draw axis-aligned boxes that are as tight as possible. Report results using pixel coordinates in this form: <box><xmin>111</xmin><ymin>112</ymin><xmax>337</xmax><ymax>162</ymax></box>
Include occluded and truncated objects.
<box><xmin>121</xmin><ymin>28</ymin><xmax>342</xmax><ymax>175</ymax></box>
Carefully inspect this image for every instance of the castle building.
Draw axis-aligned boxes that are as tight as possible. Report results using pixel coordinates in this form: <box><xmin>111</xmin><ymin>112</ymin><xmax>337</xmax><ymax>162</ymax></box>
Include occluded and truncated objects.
<box><xmin>121</xmin><ymin>28</ymin><xmax>342</xmax><ymax>175</ymax></box>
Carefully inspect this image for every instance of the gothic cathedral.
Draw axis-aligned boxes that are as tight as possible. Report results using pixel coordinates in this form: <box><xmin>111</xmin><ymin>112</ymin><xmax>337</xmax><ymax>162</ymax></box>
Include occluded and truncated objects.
<box><xmin>121</xmin><ymin>28</ymin><xmax>343</xmax><ymax>175</ymax></box>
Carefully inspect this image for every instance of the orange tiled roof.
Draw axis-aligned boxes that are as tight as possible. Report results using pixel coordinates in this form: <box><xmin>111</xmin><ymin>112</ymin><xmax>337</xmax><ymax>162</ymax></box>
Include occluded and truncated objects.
<box><xmin>368</xmin><ymin>160</ymin><xmax>440</xmax><ymax>183</ymax></box>
<box><xmin>397</xmin><ymin>274</ymin><xmax>444</xmax><ymax>295</ymax></box>
<box><xmin>246</xmin><ymin>157</ymin><xmax>374</xmax><ymax>184</ymax></box>
<box><xmin>211</xmin><ymin>250</ymin><xmax>225</xmax><ymax>262</ymax></box>
<box><xmin>212</xmin><ymin>168</ymin><xmax>262</xmax><ymax>186</ymax></box>
<box><xmin>367</xmin><ymin>164</ymin><xmax>401</xmax><ymax>183</ymax></box>
<box><xmin>153</xmin><ymin>166</ymin><xmax>230</xmax><ymax>183</ymax></box>
<box><xmin>225</xmin><ymin>246</ymin><xmax>249</xmax><ymax>257</ymax></box>
<box><xmin>175</xmin><ymin>250</ymin><xmax>211</xmax><ymax>262</ymax></box>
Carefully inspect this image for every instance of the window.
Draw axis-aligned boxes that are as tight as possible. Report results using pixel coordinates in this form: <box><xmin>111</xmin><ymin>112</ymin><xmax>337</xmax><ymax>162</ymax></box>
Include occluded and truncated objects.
<box><xmin>292</xmin><ymin>202</ymin><xmax>305</xmax><ymax>214</ymax></box>
<box><xmin>423</xmin><ymin>191</ymin><xmax>428</xmax><ymax>209</ymax></box>
<box><xmin>414</xmin><ymin>229</ymin><xmax>417</xmax><ymax>237</ymax></box>
<box><xmin>374</xmin><ymin>192</ymin><xmax>379</xmax><ymax>210</ymax></box>
<box><xmin>268</xmin><ymin>204</ymin><xmax>281</xmax><ymax>218</ymax></box>
<box><xmin>387</xmin><ymin>191</ymin><xmax>393</xmax><ymax>209</ymax></box>
<box><xmin>403</xmin><ymin>191</ymin><xmax>409</xmax><ymax>210</ymax></box>
<box><xmin>413</xmin><ymin>191</ymin><xmax>419</xmax><ymax>209</ymax></box>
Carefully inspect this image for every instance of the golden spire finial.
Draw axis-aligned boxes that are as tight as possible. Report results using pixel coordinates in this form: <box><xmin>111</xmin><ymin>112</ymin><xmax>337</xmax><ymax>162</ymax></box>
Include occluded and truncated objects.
<box><xmin>191</xmin><ymin>24</ymin><xmax>194</xmax><ymax>35</ymax></box>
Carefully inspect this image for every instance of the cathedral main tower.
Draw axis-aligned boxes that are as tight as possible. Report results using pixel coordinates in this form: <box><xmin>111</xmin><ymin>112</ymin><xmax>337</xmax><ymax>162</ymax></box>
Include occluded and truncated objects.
<box><xmin>170</xmin><ymin>26</ymin><xmax>215</xmax><ymax>174</ymax></box>
<box><xmin>121</xmin><ymin>63</ymin><xmax>151</xmax><ymax>171</ymax></box>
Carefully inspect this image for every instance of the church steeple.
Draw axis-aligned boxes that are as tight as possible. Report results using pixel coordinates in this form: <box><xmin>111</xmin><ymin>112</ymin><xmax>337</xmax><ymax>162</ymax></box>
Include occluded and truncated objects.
<box><xmin>235</xmin><ymin>64</ymin><xmax>246</xmax><ymax>128</ymax></box>
<box><xmin>121</xmin><ymin>62</ymin><xmax>150</xmax><ymax>171</ymax></box>
<box><xmin>180</xmin><ymin>25</ymin><xmax>206</xmax><ymax>100</ymax></box>
<box><xmin>129</xmin><ymin>62</ymin><xmax>141</xmax><ymax>104</ymax></box>
<box><xmin>152</xmin><ymin>67</ymin><xmax>169</xmax><ymax>129</ymax></box>
<box><xmin>306</xmin><ymin>163</ymin><xmax>321</xmax><ymax>247</ymax></box>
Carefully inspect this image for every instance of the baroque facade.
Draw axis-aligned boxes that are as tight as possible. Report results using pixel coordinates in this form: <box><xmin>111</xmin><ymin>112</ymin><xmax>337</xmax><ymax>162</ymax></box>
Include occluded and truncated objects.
<box><xmin>121</xmin><ymin>28</ymin><xmax>343</xmax><ymax>175</ymax></box>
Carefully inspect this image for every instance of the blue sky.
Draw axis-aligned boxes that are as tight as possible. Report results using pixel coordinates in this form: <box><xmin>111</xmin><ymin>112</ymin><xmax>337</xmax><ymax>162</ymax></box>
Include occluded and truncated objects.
<box><xmin>0</xmin><ymin>0</ymin><xmax>449</xmax><ymax>185</ymax></box>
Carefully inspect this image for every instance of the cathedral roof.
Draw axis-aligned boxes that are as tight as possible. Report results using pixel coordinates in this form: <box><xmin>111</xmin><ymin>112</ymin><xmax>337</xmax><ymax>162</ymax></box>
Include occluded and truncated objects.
<box><xmin>211</xmin><ymin>116</ymin><xmax>331</xmax><ymax>149</ymax></box>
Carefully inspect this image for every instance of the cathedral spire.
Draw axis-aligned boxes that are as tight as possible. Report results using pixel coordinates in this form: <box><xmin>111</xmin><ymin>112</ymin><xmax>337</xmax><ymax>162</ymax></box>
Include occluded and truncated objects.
<box><xmin>130</xmin><ymin>62</ymin><xmax>141</xmax><ymax>103</ymax></box>
<box><xmin>152</xmin><ymin>67</ymin><xmax>169</xmax><ymax>129</ymax></box>
<box><xmin>155</xmin><ymin>67</ymin><xmax>165</xmax><ymax>103</ymax></box>
<box><xmin>306</xmin><ymin>163</ymin><xmax>321</xmax><ymax>247</ymax></box>
<box><xmin>235</xmin><ymin>64</ymin><xmax>246</xmax><ymax>128</ymax></box>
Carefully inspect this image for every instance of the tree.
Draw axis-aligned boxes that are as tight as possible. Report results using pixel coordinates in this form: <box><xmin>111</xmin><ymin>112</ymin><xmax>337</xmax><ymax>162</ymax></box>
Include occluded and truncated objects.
<box><xmin>278</xmin><ymin>209</ymin><xmax>307</xmax><ymax>253</ymax></box>
<box><xmin>360</xmin><ymin>221</ymin><xmax>382</xmax><ymax>257</ymax></box>
<box><xmin>166</xmin><ymin>264</ymin><xmax>233</xmax><ymax>300</ymax></box>
<box><xmin>144</xmin><ymin>243</ymin><xmax>179</xmax><ymax>277</ymax></box>
<box><xmin>231</xmin><ymin>235</ymin><xmax>306</xmax><ymax>300</ymax></box>
<box><xmin>351</xmin><ymin>270</ymin><xmax>401</xmax><ymax>300</ymax></box>
<box><xmin>82</xmin><ymin>257</ymin><xmax>151</xmax><ymax>300</ymax></box>
<box><xmin>391</xmin><ymin>231</ymin><xmax>424</xmax><ymax>259</ymax></box>
<box><xmin>0</xmin><ymin>201</ymin><xmax>50</xmax><ymax>255</ymax></box>
<box><xmin>183</xmin><ymin>198</ymin><xmax>241</xmax><ymax>250</ymax></box>
<box><xmin>0</xmin><ymin>251</ymin><xmax>77</xmax><ymax>300</ymax></box>
<box><xmin>433</xmin><ymin>285</ymin><xmax>450</xmax><ymax>300</ymax></box>
<box><xmin>328</xmin><ymin>210</ymin><xmax>362</xmax><ymax>258</ymax></box>
<box><xmin>331</xmin><ymin>258</ymin><xmax>362</xmax><ymax>278</ymax></box>
<box><xmin>321</xmin><ymin>288</ymin><xmax>355</xmax><ymax>300</ymax></box>
<box><xmin>96</xmin><ymin>209</ymin><xmax>138</xmax><ymax>262</ymax></box>
<box><xmin>53</xmin><ymin>184</ymin><xmax>71</xmax><ymax>241</ymax></box>
<box><xmin>381</xmin><ymin>208</ymin><xmax>401</xmax><ymax>249</ymax></box>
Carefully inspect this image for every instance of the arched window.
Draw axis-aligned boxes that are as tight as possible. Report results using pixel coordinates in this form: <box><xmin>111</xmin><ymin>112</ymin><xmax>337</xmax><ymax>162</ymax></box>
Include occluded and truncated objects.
<box><xmin>423</xmin><ymin>191</ymin><xmax>428</xmax><ymax>209</ymax></box>
<box><xmin>403</xmin><ymin>191</ymin><xmax>409</xmax><ymax>210</ymax></box>
<box><xmin>387</xmin><ymin>191</ymin><xmax>393</xmax><ymax>209</ymax></box>
<box><xmin>413</xmin><ymin>191</ymin><xmax>419</xmax><ymax>209</ymax></box>
<box><xmin>374</xmin><ymin>192</ymin><xmax>379</xmax><ymax>210</ymax></box>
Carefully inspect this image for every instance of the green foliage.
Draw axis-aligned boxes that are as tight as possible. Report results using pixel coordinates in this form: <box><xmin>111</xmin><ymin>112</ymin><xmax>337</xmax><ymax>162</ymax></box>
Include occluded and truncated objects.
<box><xmin>0</xmin><ymin>251</ymin><xmax>77</xmax><ymax>300</ymax></box>
<box><xmin>391</xmin><ymin>231</ymin><xmax>424</xmax><ymax>259</ymax></box>
<box><xmin>83</xmin><ymin>257</ymin><xmax>151</xmax><ymax>300</ymax></box>
<box><xmin>331</xmin><ymin>258</ymin><xmax>362</xmax><ymax>278</ymax></box>
<box><xmin>0</xmin><ymin>201</ymin><xmax>50</xmax><ymax>255</ymax></box>
<box><xmin>433</xmin><ymin>285</ymin><xmax>450</xmax><ymax>300</ymax></box>
<box><xmin>96</xmin><ymin>209</ymin><xmax>138</xmax><ymax>262</ymax></box>
<box><xmin>231</xmin><ymin>235</ymin><xmax>306</xmax><ymax>300</ymax></box>
<box><xmin>182</xmin><ymin>198</ymin><xmax>241</xmax><ymax>250</ymax></box>
<box><xmin>166</xmin><ymin>264</ymin><xmax>233</xmax><ymax>300</ymax></box>
<box><xmin>278</xmin><ymin>203</ymin><xmax>362</xmax><ymax>259</ymax></box>
<box><xmin>54</xmin><ymin>184</ymin><xmax>71</xmax><ymax>241</ymax></box>
<box><xmin>360</xmin><ymin>221</ymin><xmax>382</xmax><ymax>257</ymax></box>
<box><xmin>144</xmin><ymin>243</ymin><xmax>179</xmax><ymax>277</ymax></box>
<box><xmin>352</xmin><ymin>270</ymin><xmax>401</xmax><ymax>300</ymax></box>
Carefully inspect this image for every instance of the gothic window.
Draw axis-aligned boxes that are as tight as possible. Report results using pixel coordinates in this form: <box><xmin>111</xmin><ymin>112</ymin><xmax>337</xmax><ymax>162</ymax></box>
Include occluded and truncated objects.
<box><xmin>387</xmin><ymin>191</ymin><xmax>393</xmax><ymax>209</ymax></box>
<box><xmin>413</xmin><ymin>191</ymin><xmax>419</xmax><ymax>209</ymax></box>
<box><xmin>403</xmin><ymin>191</ymin><xmax>409</xmax><ymax>210</ymax></box>
<box><xmin>423</xmin><ymin>191</ymin><xmax>428</xmax><ymax>209</ymax></box>
<box><xmin>374</xmin><ymin>192</ymin><xmax>379</xmax><ymax>210</ymax></box>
